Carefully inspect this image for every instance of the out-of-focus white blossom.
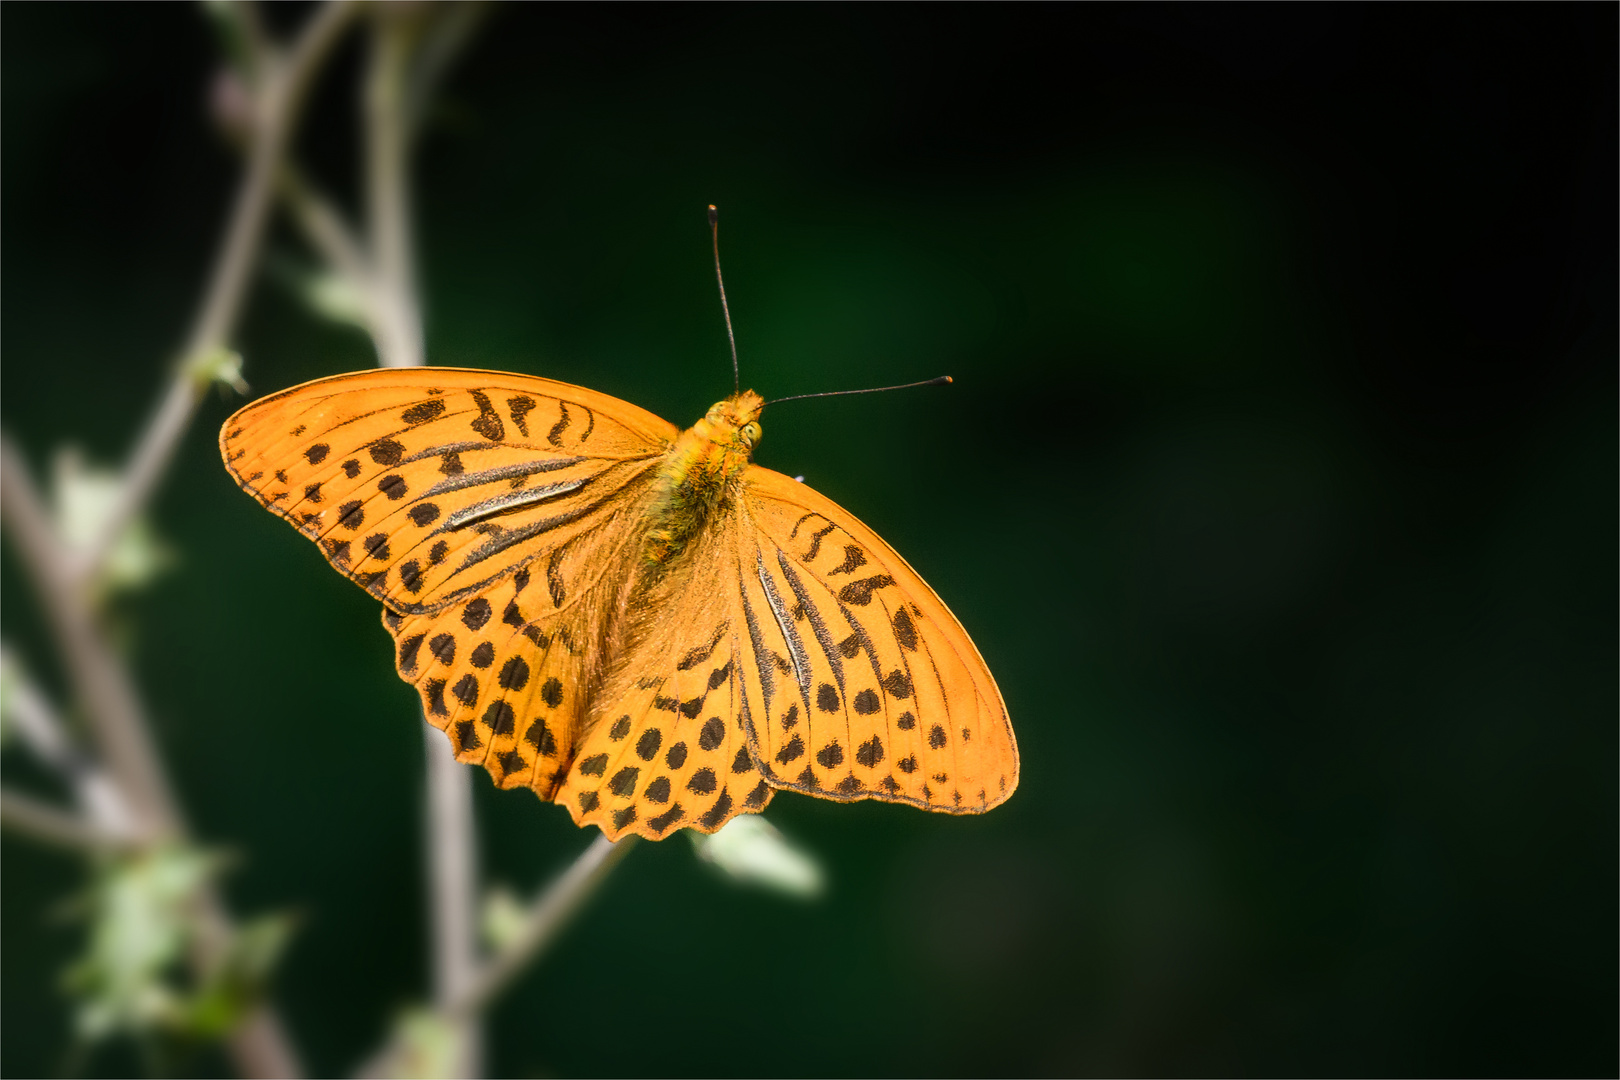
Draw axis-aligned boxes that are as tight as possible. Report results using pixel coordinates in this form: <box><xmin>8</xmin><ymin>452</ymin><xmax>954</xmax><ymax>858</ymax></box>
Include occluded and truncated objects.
<box><xmin>689</xmin><ymin>814</ymin><xmax>824</xmax><ymax>900</ymax></box>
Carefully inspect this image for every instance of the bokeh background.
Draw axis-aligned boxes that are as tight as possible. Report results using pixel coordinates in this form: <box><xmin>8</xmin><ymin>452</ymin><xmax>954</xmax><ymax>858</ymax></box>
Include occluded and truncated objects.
<box><xmin>4</xmin><ymin>4</ymin><xmax>1615</xmax><ymax>1076</ymax></box>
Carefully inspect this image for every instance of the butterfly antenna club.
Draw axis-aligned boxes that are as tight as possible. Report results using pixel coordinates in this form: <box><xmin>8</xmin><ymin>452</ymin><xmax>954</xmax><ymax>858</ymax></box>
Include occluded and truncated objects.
<box><xmin>709</xmin><ymin>204</ymin><xmax>740</xmax><ymax>395</ymax></box>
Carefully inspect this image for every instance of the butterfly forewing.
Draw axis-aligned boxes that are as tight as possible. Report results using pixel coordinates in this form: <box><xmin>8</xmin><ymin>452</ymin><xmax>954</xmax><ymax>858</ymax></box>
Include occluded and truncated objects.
<box><xmin>221</xmin><ymin>369</ymin><xmax>675</xmax><ymax>613</ymax></box>
<box><xmin>736</xmin><ymin>467</ymin><xmax>1018</xmax><ymax>812</ymax></box>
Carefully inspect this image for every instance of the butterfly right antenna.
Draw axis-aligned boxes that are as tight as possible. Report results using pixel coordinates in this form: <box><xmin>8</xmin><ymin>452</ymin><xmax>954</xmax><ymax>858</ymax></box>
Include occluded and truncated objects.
<box><xmin>709</xmin><ymin>205</ymin><xmax>740</xmax><ymax>396</ymax></box>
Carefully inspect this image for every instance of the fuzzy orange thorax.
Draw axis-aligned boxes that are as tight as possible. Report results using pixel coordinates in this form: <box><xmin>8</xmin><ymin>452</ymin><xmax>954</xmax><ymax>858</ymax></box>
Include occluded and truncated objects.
<box><xmin>643</xmin><ymin>390</ymin><xmax>765</xmax><ymax>566</ymax></box>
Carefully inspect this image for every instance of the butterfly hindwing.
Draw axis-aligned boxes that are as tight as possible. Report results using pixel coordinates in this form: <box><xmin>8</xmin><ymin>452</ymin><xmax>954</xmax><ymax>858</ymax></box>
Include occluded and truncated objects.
<box><xmin>221</xmin><ymin>368</ymin><xmax>676</xmax><ymax>615</ymax></box>
<box><xmin>736</xmin><ymin>467</ymin><xmax>1018</xmax><ymax>812</ymax></box>
<box><xmin>555</xmin><ymin>525</ymin><xmax>775</xmax><ymax>840</ymax></box>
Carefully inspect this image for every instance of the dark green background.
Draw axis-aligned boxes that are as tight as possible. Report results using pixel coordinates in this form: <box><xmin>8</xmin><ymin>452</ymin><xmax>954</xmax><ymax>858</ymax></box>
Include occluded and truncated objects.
<box><xmin>4</xmin><ymin>4</ymin><xmax>1615</xmax><ymax>1076</ymax></box>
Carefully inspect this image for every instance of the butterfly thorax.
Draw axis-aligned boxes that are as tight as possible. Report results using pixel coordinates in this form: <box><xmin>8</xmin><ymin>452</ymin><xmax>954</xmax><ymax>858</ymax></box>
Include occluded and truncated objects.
<box><xmin>642</xmin><ymin>390</ymin><xmax>764</xmax><ymax>568</ymax></box>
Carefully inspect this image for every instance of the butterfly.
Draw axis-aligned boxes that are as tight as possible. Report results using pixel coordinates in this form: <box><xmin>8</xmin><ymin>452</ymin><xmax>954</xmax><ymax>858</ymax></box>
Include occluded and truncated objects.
<box><xmin>219</xmin><ymin>368</ymin><xmax>1018</xmax><ymax>840</ymax></box>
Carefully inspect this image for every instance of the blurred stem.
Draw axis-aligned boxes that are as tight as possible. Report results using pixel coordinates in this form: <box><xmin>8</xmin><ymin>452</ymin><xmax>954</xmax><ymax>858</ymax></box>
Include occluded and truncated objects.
<box><xmin>366</xmin><ymin>6</ymin><xmax>426</xmax><ymax>370</ymax></box>
<box><xmin>354</xmin><ymin>833</ymin><xmax>637</xmax><ymax>1079</ymax></box>
<box><xmin>70</xmin><ymin>0</ymin><xmax>361</xmax><ymax>587</ymax></box>
<box><xmin>0</xmin><ymin>789</ymin><xmax>134</xmax><ymax>854</ymax></box>
<box><xmin>454</xmin><ymin>833</ymin><xmax>637</xmax><ymax>1018</ymax></box>
<box><xmin>0</xmin><ymin>642</ymin><xmax>140</xmax><ymax>840</ymax></box>
<box><xmin>422</xmin><ymin>723</ymin><xmax>481</xmax><ymax>1078</ymax></box>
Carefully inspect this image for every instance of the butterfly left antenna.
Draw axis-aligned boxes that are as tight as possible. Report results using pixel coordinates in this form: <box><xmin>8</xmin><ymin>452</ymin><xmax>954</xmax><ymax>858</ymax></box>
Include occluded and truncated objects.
<box><xmin>709</xmin><ymin>204</ymin><xmax>740</xmax><ymax>395</ymax></box>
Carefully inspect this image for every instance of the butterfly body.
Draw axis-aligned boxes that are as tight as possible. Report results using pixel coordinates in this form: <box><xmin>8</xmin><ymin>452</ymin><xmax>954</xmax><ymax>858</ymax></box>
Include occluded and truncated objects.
<box><xmin>221</xmin><ymin>368</ymin><xmax>1016</xmax><ymax>840</ymax></box>
<box><xmin>643</xmin><ymin>390</ymin><xmax>763</xmax><ymax>569</ymax></box>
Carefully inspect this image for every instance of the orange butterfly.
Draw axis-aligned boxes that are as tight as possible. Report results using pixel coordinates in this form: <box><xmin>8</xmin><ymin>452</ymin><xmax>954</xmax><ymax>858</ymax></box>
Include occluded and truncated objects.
<box><xmin>219</xmin><ymin>368</ymin><xmax>1017</xmax><ymax>840</ymax></box>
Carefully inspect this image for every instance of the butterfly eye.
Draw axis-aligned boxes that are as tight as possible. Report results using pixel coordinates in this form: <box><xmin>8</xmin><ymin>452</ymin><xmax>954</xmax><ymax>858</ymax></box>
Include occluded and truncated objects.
<box><xmin>741</xmin><ymin>421</ymin><xmax>762</xmax><ymax>448</ymax></box>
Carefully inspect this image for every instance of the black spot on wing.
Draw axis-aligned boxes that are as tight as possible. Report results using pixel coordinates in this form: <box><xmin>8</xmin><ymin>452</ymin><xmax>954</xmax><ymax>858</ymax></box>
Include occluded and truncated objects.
<box><xmin>305</xmin><ymin>443</ymin><xmax>329</xmax><ymax>464</ymax></box>
<box><xmin>463</xmin><ymin>599</ymin><xmax>492</xmax><ymax>630</ymax></box>
<box><xmin>402</xmin><ymin>399</ymin><xmax>446</xmax><ymax>424</ymax></box>
<box><xmin>525</xmin><ymin>720</ymin><xmax>558</xmax><ymax>755</ymax></box>
<box><xmin>648</xmin><ymin>802</ymin><xmax>684</xmax><ymax>834</ymax></box>
<box><xmin>507</xmin><ymin>396</ymin><xmax>535</xmax><ymax>437</ymax></box>
<box><xmin>547</xmin><ymin>402</ymin><xmax>571</xmax><ymax>447</ymax></box>
<box><xmin>837</xmin><ymin>574</ymin><xmax>895</xmax><ymax>606</ymax></box>
<box><xmin>608</xmin><ymin>767</ymin><xmax>639</xmax><ymax>797</ymax></box>
<box><xmin>699</xmin><ymin>790</ymin><xmax>733</xmax><ymax>829</ymax></box>
<box><xmin>399</xmin><ymin>634</ymin><xmax>425</xmax><ymax>674</ymax></box>
<box><xmin>699</xmin><ymin>717</ymin><xmax>726</xmax><ymax>751</ymax></box>
<box><xmin>636</xmin><ymin>728</ymin><xmax>662</xmax><ymax>761</ymax></box>
<box><xmin>409</xmin><ymin>503</ymin><xmax>441</xmax><ymax>527</ymax></box>
<box><xmin>827</xmin><ymin>545</ymin><xmax>867</xmax><ymax>575</ymax></box>
<box><xmin>856</xmin><ymin>736</ymin><xmax>884</xmax><ymax>767</ymax></box>
<box><xmin>468</xmin><ymin>390</ymin><xmax>505</xmax><ymax>441</ymax></box>
<box><xmin>893</xmin><ymin>607</ymin><xmax>919</xmax><ymax>650</ymax></box>
<box><xmin>369</xmin><ymin>439</ymin><xmax>404</xmax><ymax>466</ymax></box>
<box><xmin>425</xmin><ymin>679</ymin><xmax>447</xmax><ymax>716</ymax></box>
<box><xmin>498</xmin><ymin>656</ymin><xmax>529</xmax><ymax>690</ymax></box>
<box><xmin>483</xmin><ymin>701</ymin><xmax>516</xmax><ymax>736</ymax></box>
<box><xmin>816</xmin><ymin>741</ymin><xmax>844</xmax><ymax>768</ymax></box>
<box><xmin>775</xmin><ymin>735</ymin><xmax>804</xmax><ymax>765</ymax></box>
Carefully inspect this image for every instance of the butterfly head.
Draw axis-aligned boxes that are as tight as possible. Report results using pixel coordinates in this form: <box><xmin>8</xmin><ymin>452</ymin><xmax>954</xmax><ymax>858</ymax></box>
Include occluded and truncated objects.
<box><xmin>701</xmin><ymin>389</ymin><xmax>765</xmax><ymax>455</ymax></box>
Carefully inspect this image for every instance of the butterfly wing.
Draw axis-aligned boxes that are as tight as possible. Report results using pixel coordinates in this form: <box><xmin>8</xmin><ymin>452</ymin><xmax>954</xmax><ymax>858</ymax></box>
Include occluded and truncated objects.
<box><xmin>551</xmin><ymin>520</ymin><xmax>776</xmax><ymax>839</ymax></box>
<box><xmin>734</xmin><ymin>466</ymin><xmax>1018</xmax><ymax>812</ymax></box>
<box><xmin>220</xmin><ymin>367</ymin><xmax>676</xmax><ymax>614</ymax></box>
<box><xmin>221</xmin><ymin>368</ymin><xmax>678</xmax><ymax>790</ymax></box>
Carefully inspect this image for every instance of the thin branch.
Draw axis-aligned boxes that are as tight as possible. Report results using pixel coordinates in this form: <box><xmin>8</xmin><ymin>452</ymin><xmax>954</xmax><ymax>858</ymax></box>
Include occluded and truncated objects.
<box><xmin>70</xmin><ymin>0</ymin><xmax>362</xmax><ymax>586</ymax></box>
<box><xmin>0</xmin><ymin>643</ymin><xmax>140</xmax><ymax>839</ymax></box>
<box><xmin>0</xmin><ymin>439</ymin><xmax>181</xmax><ymax>835</ymax></box>
<box><xmin>277</xmin><ymin>162</ymin><xmax>377</xmax><ymax>303</ymax></box>
<box><xmin>353</xmin><ymin>833</ymin><xmax>637</xmax><ymax>1079</ymax></box>
<box><xmin>456</xmin><ymin>833</ymin><xmax>637</xmax><ymax>1017</ymax></box>
<box><xmin>0</xmin><ymin>789</ymin><xmax>133</xmax><ymax>854</ymax></box>
<box><xmin>422</xmin><ymin>723</ymin><xmax>480</xmax><ymax>1033</ymax></box>
<box><xmin>366</xmin><ymin>7</ymin><xmax>427</xmax><ymax>370</ymax></box>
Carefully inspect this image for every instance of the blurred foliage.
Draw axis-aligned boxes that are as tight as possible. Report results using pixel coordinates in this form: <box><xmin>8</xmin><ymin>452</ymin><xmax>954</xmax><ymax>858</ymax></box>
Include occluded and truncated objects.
<box><xmin>60</xmin><ymin>845</ymin><xmax>293</xmax><ymax>1045</ymax></box>
<box><xmin>2</xmin><ymin>4</ymin><xmax>1614</xmax><ymax>1078</ymax></box>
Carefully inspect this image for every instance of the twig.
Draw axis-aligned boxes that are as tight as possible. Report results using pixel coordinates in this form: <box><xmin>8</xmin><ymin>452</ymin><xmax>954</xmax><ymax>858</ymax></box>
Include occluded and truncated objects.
<box><xmin>277</xmin><ymin>162</ymin><xmax>378</xmax><ymax>315</ymax></box>
<box><xmin>456</xmin><ymin>833</ymin><xmax>637</xmax><ymax>1017</ymax></box>
<box><xmin>0</xmin><ymin>789</ymin><xmax>135</xmax><ymax>854</ymax></box>
<box><xmin>366</xmin><ymin>6</ymin><xmax>427</xmax><ymax>371</ymax></box>
<box><xmin>422</xmin><ymin>723</ymin><xmax>481</xmax><ymax>1073</ymax></box>
<box><xmin>0</xmin><ymin>439</ymin><xmax>182</xmax><ymax>836</ymax></box>
<box><xmin>71</xmin><ymin>0</ymin><xmax>362</xmax><ymax>586</ymax></box>
<box><xmin>353</xmin><ymin>833</ymin><xmax>637</xmax><ymax>1079</ymax></box>
<box><xmin>0</xmin><ymin>643</ymin><xmax>140</xmax><ymax>839</ymax></box>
